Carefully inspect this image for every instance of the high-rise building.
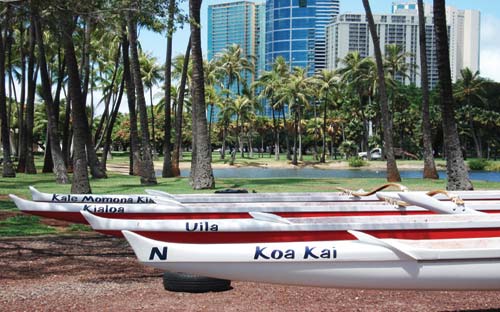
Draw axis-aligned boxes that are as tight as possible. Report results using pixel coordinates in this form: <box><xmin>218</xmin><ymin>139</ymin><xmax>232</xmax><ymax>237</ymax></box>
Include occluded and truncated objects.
<box><xmin>325</xmin><ymin>1</ymin><xmax>480</xmax><ymax>88</ymax></box>
<box><xmin>326</xmin><ymin>13</ymin><xmax>436</xmax><ymax>86</ymax></box>
<box><xmin>265</xmin><ymin>0</ymin><xmax>339</xmax><ymax>74</ymax></box>
<box><xmin>207</xmin><ymin>1</ymin><xmax>265</xmax><ymax>86</ymax></box>
<box><xmin>392</xmin><ymin>1</ymin><xmax>480</xmax><ymax>82</ymax></box>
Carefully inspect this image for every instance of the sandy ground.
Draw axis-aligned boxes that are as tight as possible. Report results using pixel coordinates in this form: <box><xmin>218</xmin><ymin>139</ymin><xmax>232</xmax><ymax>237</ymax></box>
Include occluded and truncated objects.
<box><xmin>2</xmin><ymin>233</ymin><xmax>500</xmax><ymax>312</ymax></box>
<box><xmin>105</xmin><ymin>158</ymin><xmax>429</xmax><ymax>175</ymax></box>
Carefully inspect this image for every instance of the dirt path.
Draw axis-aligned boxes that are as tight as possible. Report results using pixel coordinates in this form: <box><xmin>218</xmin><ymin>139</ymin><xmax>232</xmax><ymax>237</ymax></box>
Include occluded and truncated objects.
<box><xmin>1</xmin><ymin>234</ymin><xmax>500</xmax><ymax>312</ymax></box>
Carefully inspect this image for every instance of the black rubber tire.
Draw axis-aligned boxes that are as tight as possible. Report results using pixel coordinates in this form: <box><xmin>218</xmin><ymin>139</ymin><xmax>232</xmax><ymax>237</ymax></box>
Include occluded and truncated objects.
<box><xmin>162</xmin><ymin>272</ymin><xmax>232</xmax><ymax>293</ymax></box>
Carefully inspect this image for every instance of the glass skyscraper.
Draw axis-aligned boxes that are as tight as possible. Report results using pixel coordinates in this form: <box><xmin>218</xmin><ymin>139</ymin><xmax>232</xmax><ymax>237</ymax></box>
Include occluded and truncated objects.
<box><xmin>265</xmin><ymin>0</ymin><xmax>339</xmax><ymax>74</ymax></box>
<box><xmin>208</xmin><ymin>1</ymin><xmax>266</xmax><ymax>84</ymax></box>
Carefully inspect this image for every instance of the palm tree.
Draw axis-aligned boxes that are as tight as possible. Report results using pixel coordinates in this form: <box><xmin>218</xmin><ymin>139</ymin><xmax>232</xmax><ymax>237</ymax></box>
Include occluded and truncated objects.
<box><xmin>314</xmin><ymin>69</ymin><xmax>341</xmax><ymax>163</ymax></box>
<box><xmin>434</xmin><ymin>0</ymin><xmax>472</xmax><ymax>190</ymax></box>
<box><xmin>127</xmin><ymin>7</ymin><xmax>157</xmax><ymax>185</ymax></box>
<box><xmin>275</xmin><ymin>67</ymin><xmax>311</xmax><ymax>165</ymax></box>
<box><xmin>60</xmin><ymin>13</ymin><xmax>97</xmax><ymax>193</ymax></box>
<box><xmin>121</xmin><ymin>23</ymin><xmax>141</xmax><ymax>176</ymax></box>
<box><xmin>222</xmin><ymin>95</ymin><xmax>255</xmax><ymax>158</ymax></box>
<box><xmin>384</xmin><ymin>44</ymin><xmax>414</xmax><ymax>83</ymax></box>
<box><xmin>189</xmin><ymin>0</ymin><xmax>215</xmax><ymax>189</ymax></box>
<box><xmin>454</xmin><ymin>68</ymin><xmax>487</xmax><ymax>158</ymax></box>
<box><xmin>362</xmin><ymin>0</ymin><xmax>401</xmax><ymax>182</ymax></box>
<box><xmin>417</xmin><ymin>0</ymin><xmax>439</xmax><ymax>179</ymax></box>
<box><xmin>24</xmin><ymin>22</ymin><xmax>37</xmax><ymax>174</ymax></box>
<box><xmin>171</xmin><ymin>39</ymin><xmax>191</xmax><ymax>176</ymax></box>
<box><xmin>254</xmin><ymin>56</ymin><xmax>290</xmax><ymax>161</ymax></box>
<box><xmin>217</xmin><ymin>95</ymin><xmax>233</xmax><ymax>160</ymax></box>
<box><xmin>33</xmin><ymin>12</ymin><xmax>69</xmax><ymax>184</ymax></box>
<box><xmin>384</xmin><ymin>43</ymin><xmax>415</xmax><ymax>151</ymax></box>
<box><xmin>216</xmin><ymin>44</ymin><xmax>255</xmax><ymax>96</ymax></box>
<box><xmin>204</xmin><ymin>59</ymin><xmax>223</xmax><ymax>142</ymax></box>
<box><xmin>337</xmin><ymin>51</ymin><xmax>375</xmax><ymax>159</ymax></box>
<box><xmin>162</xmin><ymin>0</ymin><xmax>176</xmax><ymax>178</ymax></box>
<box><xmin>140</xmin><ymin>51</ymin><xmax>162</xmax><ymax>156</ymax></box>
<box><xmin>0</xmin><ymin>16</ymin><xmax>16</xmax><ymax>178</ymax></box>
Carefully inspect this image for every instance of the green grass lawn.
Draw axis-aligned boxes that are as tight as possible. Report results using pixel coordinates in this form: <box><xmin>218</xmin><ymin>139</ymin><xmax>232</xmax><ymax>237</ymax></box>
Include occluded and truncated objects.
<box><xmin>1</xmin><ymin>152</ymin><xmax>499</xmax><ymax>237</ymax></box>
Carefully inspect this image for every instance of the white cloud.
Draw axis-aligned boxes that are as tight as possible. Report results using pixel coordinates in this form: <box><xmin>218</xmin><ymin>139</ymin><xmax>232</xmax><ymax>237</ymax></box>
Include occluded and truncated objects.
<box><xmin>480</xmin><ymin>14</ymin><xmax>500</xmax><ymax>82</ymax></box>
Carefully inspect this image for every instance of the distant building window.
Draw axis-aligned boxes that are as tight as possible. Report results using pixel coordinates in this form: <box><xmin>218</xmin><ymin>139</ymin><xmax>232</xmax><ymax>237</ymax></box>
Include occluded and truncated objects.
<box><xmin>299</xmin><ymin>0</ymin><xmax>307</xmax><ymax>8</ymax></box>
<box><xmin>409</xmin><ymin>4</ymin><xmax>416</xmax><ymax>10</ymax></box>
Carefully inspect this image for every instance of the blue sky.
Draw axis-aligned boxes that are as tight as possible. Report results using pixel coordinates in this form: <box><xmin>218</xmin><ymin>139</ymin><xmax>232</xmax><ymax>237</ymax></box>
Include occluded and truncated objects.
<box><xmin>139</xmin><ymin>0</ymin><xmax>500</xmax><ymax>81</ymax></box>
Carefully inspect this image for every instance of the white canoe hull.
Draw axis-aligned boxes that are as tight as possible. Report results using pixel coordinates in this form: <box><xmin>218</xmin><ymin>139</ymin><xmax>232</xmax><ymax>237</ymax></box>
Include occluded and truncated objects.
<box><xmin>123</xmin><ymin>231</ymin><xmax>500</xmax><ymax>290</ymax></box>
<box><xmin>81</xmin><ymin>210</ymin><xmax>500</xmax><ymax>243</ymax></box>
<box><xmin>10</xmin><ymin>193</ymin><xmax>498</xmax><ymax>225</ymax></box>
<box><xmin>29</xmin><ymin>186</ymin><xmax>500</xmax><ymax>204</ymax></box>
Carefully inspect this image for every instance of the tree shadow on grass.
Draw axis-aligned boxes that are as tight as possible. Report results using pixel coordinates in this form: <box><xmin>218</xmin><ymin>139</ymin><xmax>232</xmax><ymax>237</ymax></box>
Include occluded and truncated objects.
<box><xmin>219</xmin><ymin>178</ymin><xmax>343</xmax><ymax>189</ymax></box>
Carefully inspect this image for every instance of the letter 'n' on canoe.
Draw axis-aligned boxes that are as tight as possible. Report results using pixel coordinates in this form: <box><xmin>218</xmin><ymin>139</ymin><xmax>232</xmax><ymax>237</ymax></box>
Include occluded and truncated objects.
<box><xmin>122</xmin><ymin>230</ymin><xmax>167</xmax><ymax>262</ymax></box>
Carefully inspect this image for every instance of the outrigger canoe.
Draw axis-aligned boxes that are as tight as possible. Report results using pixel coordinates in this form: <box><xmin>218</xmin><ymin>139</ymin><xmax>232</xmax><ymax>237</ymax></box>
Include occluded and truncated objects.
<box><xmin>123</xmin><ymin>230</ymin><xmax>500</xmax><ymax>290</ymax></box>
<box><xmin>9</xmin><ymin>192</ymin><xmax>490</xmax><ymax>224</ymax></box>
<box><xmin>29</xmin><ymin>185</ymin><xmax>500</xmax><ymax>204</ymax></box>
<box><xmin>82</xmin><ymin>210</ymin><xmax>500</xmax><ymax>243</ymax></box>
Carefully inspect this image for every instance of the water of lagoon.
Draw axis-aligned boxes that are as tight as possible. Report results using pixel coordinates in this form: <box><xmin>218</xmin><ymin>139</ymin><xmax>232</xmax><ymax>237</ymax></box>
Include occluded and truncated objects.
<box><xmin>157</xmin><ymin>168</ymin><xmax>500</xmax><ymax>182</ymax></box>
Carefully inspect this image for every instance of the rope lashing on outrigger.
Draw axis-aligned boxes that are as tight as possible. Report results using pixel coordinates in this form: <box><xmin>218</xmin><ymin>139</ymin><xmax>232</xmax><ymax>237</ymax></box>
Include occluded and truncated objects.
<box><xmin>425</xmin><ymin>190</ymin><xmax>465</xmax><ymax>205</ymax></box>
<box><xmin>337</xmin><ymin>183</ymin><xmax>465</xmax><ymax>207</ymax></box>
<box><xmin>335</xmin><ymin>183</ymin><xmax>409</xmax><ymax>197</ymax></box>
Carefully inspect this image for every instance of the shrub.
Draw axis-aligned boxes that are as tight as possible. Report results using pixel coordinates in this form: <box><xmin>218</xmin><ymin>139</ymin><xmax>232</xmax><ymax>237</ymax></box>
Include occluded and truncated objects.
<box><xmin>339</xmin><ymin>140</ymin><xmax>358</xmax><ymax>159</ymax></box>
<box><xmin>349</xmin><ymin>157</ymin><xmax>368</xmax><ymax>168</ymax></box>
<box><xmin>486</xmin><ymin>162</ymin><xmax>500</xmax><ymax>171</ymax></box>
<box><xmin>468</xmin><ymin>159</ymin><xmax>489</xmax><ymax>170</ymax></box>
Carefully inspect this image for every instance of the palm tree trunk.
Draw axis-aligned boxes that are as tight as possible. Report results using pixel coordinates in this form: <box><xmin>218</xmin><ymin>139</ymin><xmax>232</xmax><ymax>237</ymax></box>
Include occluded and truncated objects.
<box><xmin>363</xmin><ymin>0</ymin><xmax>401</xmax><ymax>182</ymax></box>
<box><xmin>238</xmin><ymin>117</ymin><xmax>244</xmax><ymax>158</ymax></box>
<box><xmin>248</xmin><ymin>130</ymin><xmax>253</xmax><ymax>158</ymax></box>
<box><xmin>62</xmin><ymin>24</ymin><xmax>105</xmax><ymax>181</ymax></box>
<box><xmin>61</xmin><ymin>15</ymin><xmax>93</xmax><ymax>193</ymax></box>
<box><xmin>34</xmin><ymin>14</ymin><xmax>69</xmax><ymax>183</ymax></box>
<box><xmin>172</xmin><ymin>37</ymin><xmax>191</xmax><ymax>176</ymax></box>
<box><xmin>101</xmin><ymin>77</ymin><xmax>124</xmax><ymax>170</ymax></box>
<box><xmin>282</xmin><ymin>107</ymin><xmax>291</xmax><ymax>160</ymax></box>
<box><xmin>360</xmin><ymin>96</ymin><xmax>371</xmax><ymax>161</ymax></box>
<box><xmin>466</xmin><ymin>97</ymin><xmax>482</xmax><ymax>158</ymax></box>
<box><xmin>53</xmin><ymin>51</ymin><xmax>71</xmax><ymax>169</ymax></box>
<box><xmin>321</xmin><ymin>97</ymin><xmax>327</xmax><ymax>163</ymax></box>
<box><xmin>292</xmin><ymin>110</ymin><xmax>298</xmax><ymax>165</ymax></box>
<box><xmin>271</xmin><ymin>105</ymin><xmax>279</xmax><ymax>160</ymax></box>
<box><xmin>298</xmin><ymin>106</ymin><xmax>303</xmax><ymax>162</ymax></box>
<box><xmin>61</xmin><ymin>21</ymin><xmax>103</xmax><ymax>182</ymax></box>
<box><xmin>17</xmin><ymin>22</ymin><xmax>27</xmax><ymax>173</ymax></box>
<box><xmin>312</xmin><ymin>98</ymin><xmax>319</xmax><ymax>161</ymax></box>
<box><xmin>62</xmin><ymin>86</ymin><xmax>72</xmax><ymax>168</ymax></box>
<box><xmin>434</xmin><ymin>0</ymin><xmax>473</xmax><ymax>190</ymax></box>
<box><xmin>94</xmin><ymin>48</ymin><xmax>121</xmax><ymax>148</ymax></box>
<box><xmin>208</xmin><ymin>103</ymin><xmax>215</xmax><ymax>146</ymax></box>
<box><xmin>162</xmin><ymin>0</ymin><xmax>175</xmax><ymax>178</ymax></box>
<box><xmin>127</xmin><ymin>11</ymin><xmax>157</xmax><ymax>185</ymax></box>
<box><xmin>418</xmin><ymin>0</ymin><xmax>439</xmax><ymax>179</ymax></box>
<box><xmin>24</xmin><ymin>23</ymin><xmax>37</xmax><ymax>174</ymax></box>
<box><xmin>189</xmin><ymin>0</ymin><xmax>215</xmax><ymax>189</ymax></box>
<box><xmin>221</xmin><ymin>124</ymin><xmax>227</xmax><ymax>160</ymax></box>
<box><xmin>81</xmin><ymin>19</ymin><xmax>91</xmax><ymax>105</ymax></box>
<box><xmin>149</xmin><ymin>87</ymin><xmax>156</xmax><ymax>158</ymax></box>
<box><xmin>0</xmin><ymin>19</ymin><xmax>15</xmax><ymax>178</ymax></box>
<box><xmin>121</xmin><ymin>23</ymin><xmax>141</xmax><ymax>176</ymax></box>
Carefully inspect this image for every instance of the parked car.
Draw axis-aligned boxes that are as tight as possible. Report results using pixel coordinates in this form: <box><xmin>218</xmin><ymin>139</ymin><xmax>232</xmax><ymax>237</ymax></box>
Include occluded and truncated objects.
<box><xmin>358</xmin><ymin>148</ymin><xmax>382</xmax><ymax>160</ymax></box>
